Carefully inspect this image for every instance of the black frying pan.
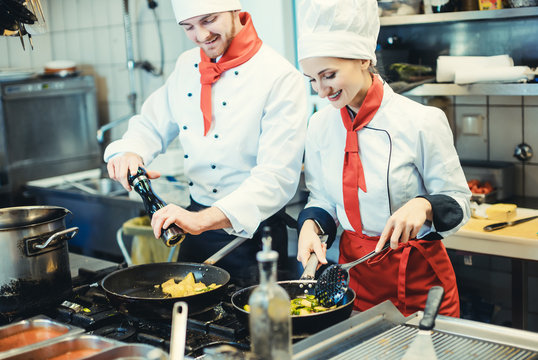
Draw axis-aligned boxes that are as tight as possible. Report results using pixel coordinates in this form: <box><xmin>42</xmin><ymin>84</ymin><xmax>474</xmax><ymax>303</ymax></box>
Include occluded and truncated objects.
<box><xmin>231</xmin><ymin>280</ymin><xmax>355</xmax><ymax>335</ymax></box>
<box><xmin>101</xmin><ymin>262</ymin><xmax>230</xmax><ymax>319</ymax></box>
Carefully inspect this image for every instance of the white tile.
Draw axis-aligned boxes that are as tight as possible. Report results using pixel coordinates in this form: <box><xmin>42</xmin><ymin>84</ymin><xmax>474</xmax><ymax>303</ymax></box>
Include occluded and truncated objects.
<box><xmin>79</xmin><ymin>30</ymin><xmax>96</xmax><ymax>64</ymax></box>
<box><xmin>109</xmin><ymin>64</ymin><xmax>131</xmax><ymax>103</ymax></box>
<box><xmin>28</xmin><ymin>33</ymin><xmax>53</xmax><ymax>68</ymax></box>
<box><xmin>162</xmin><ymin>20</ymin><xmax>189</xmax><ymax>62</ymax></box>
<box><xmin>108</xmin><ymin>0</ymin><xmax>125</xmax><ymax>26</ymax></box>
<box><xmin>92</xmin><ymin>28</ymin><xmax>112</xmax><ymax>65</ymax></box>
<box><xmin>77</xmin><ymin>0</ymin><xmax>94</xmax><ymax>29</ymax></box>
<box><xmin>93</xmin><ymin>65</ymin><xmax>112</xmax><ymax>103</ymax></box>
<box><xmin>489</xmin><ymin>107</ymin><xmax>523</xmax><ymax>162</ymax></box>
<box><xmin>524</xmin><ymin>107</ymin><xmax>538</xmax><ymax>164</ymax></box>
<box><xmin>140</xmin><ymin>71</ymin><xmax>165</xmax><ymax>100</ymax></box>
<box><xmin>63</xmin><ymin>0</ymin><xmax>79</xmax><ymax>31</ymax></box>
<box><xmin>524</xmin><ymin>164</ymin><xmax>538</xmax><ymax>198</ymax></box>
<box><xmin>47</xmin><ymin>0</ymin><xmax>66</xmax><ymax>32</ymax></box>
<box><xmin>489</xmin><ymin>96</ymin><xmax>523</xmax><ymax>106</ymax></box>
<box><xmin>157</xmin><ymin>0</ymin><xmax>176</xmax><ymax>21</ymax></box>
<box><xmin>92</xmin><ymin>0</ymin><xmax>110</xmax><ymax>27</ymax></box>
<box><xmin>109</xmin><ymin>25</ymin><xmax>127</xmax><ymax>65</ymax></box>
<box><xmin>65</xmin><ymin>31</ymin><xmax>82</xmax><ymax>63</ymax></box>
<box><xmin>7</xmin><ymin>38</ymin><xmax>32</xmax><ymax>68</ymax></box>
<box><xmin>0</xmin><ymin>39</ymin><xmax>10</xmax><ymax>68</ymax></box>
<box><xmin>525</xmin><ymin>96</ymin><xmax>538</xmax><ymax>106</ymax></box>
<box><xmin>454</xmin><ymin>105</ymin><xmax>488</xmax><ymax>160</ymax></box>
<box><xmin>454</xmin><ymin>95</ymin><xmax>487</xmax><ymax>105</ymax></box>
<box><xmin>50</xmin><ymin>32</ymin><xmax>68</xmax><ymax>60</ymax></box>
<box><xmin>136</xmin><ymin>22</ymin><xmax>161</xmax><ymax>63</ymax></box>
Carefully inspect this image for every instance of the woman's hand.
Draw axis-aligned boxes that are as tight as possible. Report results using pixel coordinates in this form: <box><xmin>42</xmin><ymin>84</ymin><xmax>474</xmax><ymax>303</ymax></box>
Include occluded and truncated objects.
<box><xmin>375</xmin><ymin>197</ymin><xmax>433</xmax><ymax>252</ymax></box>
<box><xmin>297</xmin><ymin>219</ymin><xmax>327</xmax><ymax>269</ymax></box>
<box><xmin>106</xmin><ymin>152</ymin><xmax>161</xmax><ymax>191</ymax></box>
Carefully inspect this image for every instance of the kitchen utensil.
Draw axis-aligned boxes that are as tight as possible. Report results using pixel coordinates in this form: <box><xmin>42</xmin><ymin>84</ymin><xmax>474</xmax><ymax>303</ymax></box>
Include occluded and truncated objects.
<box><xmin>231</xmin><ymin>240</ymin><xmax>355</xmax><ymax>336</ymax></box>
<box><xmin>128</xmin><ymin>167</ymin><xmax>185</xmax><ymax>247</ymax></box>
<box><xmin>169</xmin><ymin>301</ymin><xmax>188</xmax><ymax>360</ymax></box>
<box><xmin>401</xmin><ymin>285</ymin><xmax>444</xmax><ymax>360</ymax></box>
<box><xmin>101</xmin><ymin>237</ymin><xmax>249</xmax><ymax>318</ymax></box>
<box><xmin>314</xmin><ymin>241</ymin><xmax>391</xmax><ymax>307</ymax></box>
<box><xmin>231</xmin><ymin>280</ymin><xmax>355</xmax><ymax>336</ymax></box>
<box><xmin>0</xmin><ymin>206</ymin><xmax>78</xmax><ymax>318</ymax></box>
<box><xmin>483</xmin><ymin>215</ymin><xmax>538</xmax><ymax>232</ymax></box>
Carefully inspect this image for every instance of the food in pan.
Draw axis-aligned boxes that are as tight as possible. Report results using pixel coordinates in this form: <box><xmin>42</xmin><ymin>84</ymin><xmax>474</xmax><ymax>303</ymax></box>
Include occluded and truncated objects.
<box><xmin>158</xmin><ymin>272</ymin><xmax>220</xmax><ymax>297</ymax></box>
<box><xmin>243</xmin><ymin>294</ymin><xmax>336</xmax><ymax>316</ymax></box>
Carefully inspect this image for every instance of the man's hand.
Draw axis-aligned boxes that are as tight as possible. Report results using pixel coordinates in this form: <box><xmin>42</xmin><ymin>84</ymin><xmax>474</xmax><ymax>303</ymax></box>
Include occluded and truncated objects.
<box><xmin>375</xmin><ymin>197</ymin><xmax>433</xmax><ymax>252</ymax></box>
<box><xmin>151</xmin><ymin>205</ymin><xmax>232</xmax><ymax>238</ymax></box>
<box><xmin>106</xmin><ymin>152</ymin><xmax>161</xmax><ymax>191</ymax></box>
<box><xmin>297</xmin><ymin>219</ymin><xmax>327</xmax><ymax>269</ymax></box>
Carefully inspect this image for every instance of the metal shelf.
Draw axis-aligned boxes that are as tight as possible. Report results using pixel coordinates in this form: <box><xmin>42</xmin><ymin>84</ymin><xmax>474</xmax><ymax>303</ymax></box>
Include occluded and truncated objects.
<box><xmin>402</xmin><ymin>83</ymin><xmax>538</xmax><ymax>96</ymax></box>
<box><xmin>380</xmin><ymin>7</ymin><xmax>538</xmax><ymax>26</ymax></box>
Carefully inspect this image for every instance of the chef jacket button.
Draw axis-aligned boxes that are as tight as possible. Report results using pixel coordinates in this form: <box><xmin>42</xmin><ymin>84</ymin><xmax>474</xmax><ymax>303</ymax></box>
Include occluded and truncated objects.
<box><xmin>187</xmin><ymin>93</ymin><xmax>192</xmax><ymax>97</ymax></box>
<box><xmin>214</xmin><ymin>134</ymin><xmax>219</xmax><ymax>139</ymax></box>
<box><xmin>211</xmin><ymin>165</ymin><xmax>216</xmax><ymax>169</ymax></box>
<box><xmin>183</xmin><ymin>125</ymin><xmax>187</xmax><ymax>130</ymax></box>
<box><xmin>194</xmin><ymin>63</ymin><xmax>198</xmax><ymax>68</ymax></box>
<box><xmin>188</xmin><ymin>181</ymin><xmax>193</xmax><ymax>186</ymax></box>
<box><xmin>222</xmin><ymin>101</ymin><xmax>227</xmax><ymax>106</ymax></box>
<box><xmin>212</xmin><ymin>188</ymin><xmax>218</xmax><ymax>193</ymax></box>
<box><xmin>234</xmin><ymin>71</ymin><xmax>239</xmax><ymax>75</ymax></box>
<box><xmin>184</xmin><ymin>154</ymin><xmax>189</xmax><ymax>159</ymax></box>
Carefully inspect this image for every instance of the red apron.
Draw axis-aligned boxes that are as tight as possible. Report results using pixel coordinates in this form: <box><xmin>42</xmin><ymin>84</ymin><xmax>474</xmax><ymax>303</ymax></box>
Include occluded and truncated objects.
<box><xmin>339</xmin><ymin>230</ymin><xmax>460</xmax><ymax>317</ymax></box>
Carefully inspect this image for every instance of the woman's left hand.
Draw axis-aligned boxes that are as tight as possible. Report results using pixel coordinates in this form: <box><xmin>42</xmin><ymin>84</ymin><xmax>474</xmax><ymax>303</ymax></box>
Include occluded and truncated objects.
<box><xmin>375</xmin><ymin>197</ymin><xmax>433</xmax><ymax>252</ymax></box>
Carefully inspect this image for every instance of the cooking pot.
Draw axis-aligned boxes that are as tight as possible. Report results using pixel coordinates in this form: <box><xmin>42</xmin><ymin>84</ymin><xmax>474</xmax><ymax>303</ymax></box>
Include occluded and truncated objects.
<box><xmin>0</xmin><ymin>206</ymin><xmax>78</xmax><ymax>318</ymax></box>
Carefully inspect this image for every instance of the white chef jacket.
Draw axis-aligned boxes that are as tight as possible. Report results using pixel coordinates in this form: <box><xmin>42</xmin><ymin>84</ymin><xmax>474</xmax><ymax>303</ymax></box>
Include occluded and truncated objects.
<box><xmin>104</xmin><ymin>44</ymin><xmax>307</xmax><ymax>238</ymax></box>
<box><xmin>303</xmin><ymin>79</ymin><xmax>471</xmax><ymax>239</ymax></box>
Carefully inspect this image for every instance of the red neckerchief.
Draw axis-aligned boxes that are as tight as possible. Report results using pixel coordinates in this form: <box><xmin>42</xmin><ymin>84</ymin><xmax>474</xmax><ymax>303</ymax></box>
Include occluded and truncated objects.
<box><xmin>198</xmin><ymin>12</ymin><xmax>262</xmax><ymax>136</ymax></box>
<box><xmin>340</xmin><ymin>75</ymin><xmax>384</xmax><ymax>233</ymax></box>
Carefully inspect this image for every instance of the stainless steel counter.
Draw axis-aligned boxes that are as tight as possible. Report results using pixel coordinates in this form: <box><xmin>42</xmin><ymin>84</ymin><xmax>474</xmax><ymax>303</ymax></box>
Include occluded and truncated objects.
<box><xmin>69</xmin><ymin>252</ymin><xmax>118</xmax><ymax>278</ymax></box>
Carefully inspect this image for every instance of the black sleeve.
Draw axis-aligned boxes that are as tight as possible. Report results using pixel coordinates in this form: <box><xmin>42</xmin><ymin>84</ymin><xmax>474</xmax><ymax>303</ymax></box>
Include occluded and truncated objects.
<box><xmin>297</xmin><ymin>207</ymin><xmax>338</xmax><ymax>248</ymax></box>
<box><xmin>417</xmin><ymin>194</ymin><xmax>464</xmax><ymax>239</ymax></box>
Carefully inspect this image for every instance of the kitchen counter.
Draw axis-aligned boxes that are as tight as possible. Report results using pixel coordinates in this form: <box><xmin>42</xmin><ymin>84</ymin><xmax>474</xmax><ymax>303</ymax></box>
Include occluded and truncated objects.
<box><xmin>69</xmin><ymin>252</ymin><xmax>119</xmax><ymax>278</ymax></box>
<box><xmin>444</xmin><ymin>206</ymin><xmax>538</xmax><ymax>330</ymax></box>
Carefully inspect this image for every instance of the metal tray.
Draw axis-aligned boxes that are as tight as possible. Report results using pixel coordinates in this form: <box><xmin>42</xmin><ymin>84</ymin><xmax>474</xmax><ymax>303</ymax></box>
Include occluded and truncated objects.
<box><xmin>84</xmin><ymin>344</ymin><xmax>168</xmax><ymax>360</ymax></box>
<box><xmin>2</xmin><ymin>334</ymin><xmax>119</xmax><ymax>360</ymax></box>
<box><xmin>0</xmin><ymin>315</ymin><xmax>84</xmax><ymax>359</ymax></box>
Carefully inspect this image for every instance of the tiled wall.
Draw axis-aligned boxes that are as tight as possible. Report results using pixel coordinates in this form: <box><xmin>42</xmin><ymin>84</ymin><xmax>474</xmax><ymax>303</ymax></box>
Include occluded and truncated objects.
<box><xmin>405</xmin><ymin>95</ymin><xmax>538</xmax><ymax>199</ymax></box>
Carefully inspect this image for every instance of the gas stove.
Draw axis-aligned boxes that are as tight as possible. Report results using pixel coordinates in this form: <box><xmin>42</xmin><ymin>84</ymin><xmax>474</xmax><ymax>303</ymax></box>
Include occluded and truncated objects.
<box><xmin>1</xmin><ymin>264</ymin><xmax>251</xmax><ymax>359</ymax></box>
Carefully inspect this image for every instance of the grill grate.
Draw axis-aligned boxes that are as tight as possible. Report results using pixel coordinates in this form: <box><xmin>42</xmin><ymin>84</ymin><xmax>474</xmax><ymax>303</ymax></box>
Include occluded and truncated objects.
<box><xmin>329</xmin><ymin>325</ymin><xmax>538</xmax><ymax>360</ymax></box>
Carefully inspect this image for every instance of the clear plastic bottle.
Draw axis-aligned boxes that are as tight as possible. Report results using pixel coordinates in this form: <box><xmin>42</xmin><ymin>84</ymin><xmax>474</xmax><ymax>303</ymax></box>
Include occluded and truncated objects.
<box><xmin>248</xmin><ymin>227</ymin><xmax>292</xmax><ymax>360</ymax></box>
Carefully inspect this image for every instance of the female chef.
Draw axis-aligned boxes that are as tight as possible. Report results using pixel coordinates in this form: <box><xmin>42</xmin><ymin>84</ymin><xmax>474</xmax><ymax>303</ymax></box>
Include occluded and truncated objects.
<box><xmin>295</xmin><ymin>0</ymin><xmax>471</xmax><ymax>316</ymax></box>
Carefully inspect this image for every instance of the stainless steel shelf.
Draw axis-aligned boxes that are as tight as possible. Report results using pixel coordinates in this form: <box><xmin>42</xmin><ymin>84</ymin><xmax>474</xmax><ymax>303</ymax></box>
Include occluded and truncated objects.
<box><xmin>380</xmin><ymin>7</ymin><xmax>538</xmax><ymax>26</ymax></box>
<box><xmin>402</xmin><ymin>83</ymin><xmax>538</xmax><ymax>96</ymax></box>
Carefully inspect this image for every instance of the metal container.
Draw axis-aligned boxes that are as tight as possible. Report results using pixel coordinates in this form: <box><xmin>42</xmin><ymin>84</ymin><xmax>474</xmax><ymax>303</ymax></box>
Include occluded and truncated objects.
<box><xmin>83</xmin><ymin>344</ymin><xmax>169</xmax><ymax>360</ymax></box>
<box><xmin>1</xmin><ymin>334</ymin><xmax>118</xmax><ymax>360</ymax></box>
<box><xmin>461</xmin><ymin>160</ymin><xmax>515</xmax><ymax>202</ymax></box>
<box><xmin>0</xmin><ymin>315</ymin><xmax>84</xmax><ymax>359</ymax></box>
<box><xmin>0</xmin><ymin>206</ymin><xmax>78</xmax><ymax>317</ymax></box>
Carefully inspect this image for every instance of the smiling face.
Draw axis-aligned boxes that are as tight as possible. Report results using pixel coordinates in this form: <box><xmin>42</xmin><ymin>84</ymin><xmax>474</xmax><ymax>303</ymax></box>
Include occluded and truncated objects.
<box><xmin>301</xmin><ymin>57</ymin><xmax>372</xmax><ymax>112</ymax></box>
<box><xmin>180</xmin><ymin>11</ymin><xmax>243</xmax><ymax>59</ymax></box>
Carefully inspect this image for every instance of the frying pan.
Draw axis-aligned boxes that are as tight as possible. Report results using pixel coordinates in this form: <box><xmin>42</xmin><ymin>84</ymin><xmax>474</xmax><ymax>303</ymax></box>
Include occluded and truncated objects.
<box><xmin>231</xmin><ymin>252</ymin><xmax>356</xmax><ymax>335</ymax></box>
<box><xmin>101</xmin><ymin>236</ymin><xmax>248</xmax><ymax>319</ymax></box>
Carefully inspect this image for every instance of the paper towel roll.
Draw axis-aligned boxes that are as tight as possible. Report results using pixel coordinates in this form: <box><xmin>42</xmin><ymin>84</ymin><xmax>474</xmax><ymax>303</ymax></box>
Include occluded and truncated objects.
<box><xmin>436</xmin><ymin>55</ymin><xmax>514</xmax><ymax>83</ymax></box>
<box><xmin>454</xmin><ymin>66</ymin><xmax>534</xmax><ymax>84</ymax></box>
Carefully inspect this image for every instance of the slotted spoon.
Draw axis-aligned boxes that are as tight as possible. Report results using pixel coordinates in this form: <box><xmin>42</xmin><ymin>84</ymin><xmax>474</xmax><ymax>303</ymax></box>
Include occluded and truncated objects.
<box><xmin>315</xmin><ymin>241</ymin><xmax>391</xmax><ymax>307</ymax></box>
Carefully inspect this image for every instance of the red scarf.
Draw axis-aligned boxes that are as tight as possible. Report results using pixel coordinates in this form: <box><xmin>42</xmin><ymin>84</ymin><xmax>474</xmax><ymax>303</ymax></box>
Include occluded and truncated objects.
<box><xmin>340</xmin><ymin>75</ymin><xmax>384</xmax><ymax>233</ymax></box>
<box><xmin>198</xmin><ymin>12</ymin><xmax>262</xmax><ymax>136</ymax></box>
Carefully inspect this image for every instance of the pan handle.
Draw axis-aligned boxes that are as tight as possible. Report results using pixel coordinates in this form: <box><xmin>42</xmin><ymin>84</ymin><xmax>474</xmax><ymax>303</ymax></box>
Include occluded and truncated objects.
<box><xmin>203</xmin><ymin>236</ymin><xmax>248</xmax><ymax>265</ymax></box>
<box><xmin>170</xmin><ymin>301</ymin><xmax>188</xmax><ymax>360</ymax></box>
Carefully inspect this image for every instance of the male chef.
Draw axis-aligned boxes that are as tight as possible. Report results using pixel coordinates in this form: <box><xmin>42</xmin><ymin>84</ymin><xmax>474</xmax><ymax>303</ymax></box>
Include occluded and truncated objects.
<box><xmin>104</xmin><ymin>0</ymin><xmax>307</xmax><ymax>284</ymax></box>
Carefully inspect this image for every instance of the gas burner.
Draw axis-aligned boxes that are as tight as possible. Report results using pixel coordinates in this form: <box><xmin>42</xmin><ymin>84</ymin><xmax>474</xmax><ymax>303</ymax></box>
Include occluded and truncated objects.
<box><xmin>91</xmin><ymin>322</ymin><xmax>137</xmax><ymax>341</ymax></box>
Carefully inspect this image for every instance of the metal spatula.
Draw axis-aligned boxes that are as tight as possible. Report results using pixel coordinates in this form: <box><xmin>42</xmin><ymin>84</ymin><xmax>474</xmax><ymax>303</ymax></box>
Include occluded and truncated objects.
<box><xmin>401</xmin><ymin>285</ymin><xmax>444</xmax><ymax>360</ymax></box>
<box><xmin>314</xmin><ymin>241</ymin><xmax>390</xmax><ymax>307</ymax></box>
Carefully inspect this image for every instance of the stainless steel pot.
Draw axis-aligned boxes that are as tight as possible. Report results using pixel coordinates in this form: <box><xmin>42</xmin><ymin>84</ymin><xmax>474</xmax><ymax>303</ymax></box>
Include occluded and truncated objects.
<box><xmin>0</xmin><ymin>206</ymin><xmax>78</xmax><ymax>317</ymax></box>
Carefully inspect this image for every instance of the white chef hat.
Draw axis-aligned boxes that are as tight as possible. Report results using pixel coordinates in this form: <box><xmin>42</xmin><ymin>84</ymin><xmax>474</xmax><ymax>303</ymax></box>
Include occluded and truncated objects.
<box><xmin>297</xmin><ymin>0</ymin><xmax>380</xmax><ymax>65</ymax></box>
<box><xmin>171</xmin><ymin>0</ymin><xmax>242</xmax><ymax>24</ymax></box>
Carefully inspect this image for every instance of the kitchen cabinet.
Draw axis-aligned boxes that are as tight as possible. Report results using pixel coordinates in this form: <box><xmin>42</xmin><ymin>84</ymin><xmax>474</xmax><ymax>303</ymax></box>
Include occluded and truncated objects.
<box><xmin>378</xmin><ymin>8</ymin><xmax>538</xmax><ymax>96</ymax></box>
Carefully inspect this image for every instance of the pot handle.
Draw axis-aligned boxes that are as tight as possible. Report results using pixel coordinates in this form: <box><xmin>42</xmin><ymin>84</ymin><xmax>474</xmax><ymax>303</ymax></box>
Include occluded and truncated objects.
<box><xmin>34</xmin><ymin>227</ymin><xmax>79</xmax><ymax>249</ymax></box>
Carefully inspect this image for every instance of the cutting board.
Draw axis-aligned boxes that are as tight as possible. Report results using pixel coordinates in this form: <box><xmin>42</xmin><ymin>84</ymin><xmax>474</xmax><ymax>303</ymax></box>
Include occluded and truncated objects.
<box><xmin>462</xmin><ymin>207</ymin><xmax>538</xmax><ymax>239</ymax></box>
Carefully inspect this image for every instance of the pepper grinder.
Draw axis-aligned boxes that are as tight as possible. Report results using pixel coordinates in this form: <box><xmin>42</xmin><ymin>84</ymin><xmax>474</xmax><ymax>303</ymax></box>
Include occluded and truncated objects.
<box><xmin>128</xmin><ymin>167</ymin><xmax>185</xmax><ymax>247</ymax></box>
